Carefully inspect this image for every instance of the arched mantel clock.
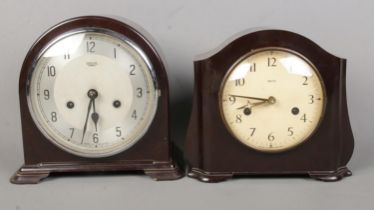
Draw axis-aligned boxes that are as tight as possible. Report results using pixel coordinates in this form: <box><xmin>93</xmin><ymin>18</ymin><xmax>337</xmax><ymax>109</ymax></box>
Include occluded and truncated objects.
<box><xmin>12</xmin><ymin>16</ymin><xmax>181</xmax><ymax>184</ymax></box>
<box><xmin>185</xmin><ymin>29</ymin><xmax>354</xmax><ymax>182</ymax></box>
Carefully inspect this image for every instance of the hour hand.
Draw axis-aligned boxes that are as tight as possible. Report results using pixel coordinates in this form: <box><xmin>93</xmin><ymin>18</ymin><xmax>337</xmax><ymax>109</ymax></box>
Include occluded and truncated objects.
<box><xmin>236</xmin><ymin>100</ymin><xmax>268</xmax><ymax>109</ymax></box>
<box><xmin>89</xmin><ymin>89</ymin><xmax>99</xmax><ymax>132</ymax></box>
<box><xmin>91</xmin><ymin>100</ymin><xmax>99</xmax><ymax>132</ymax></box>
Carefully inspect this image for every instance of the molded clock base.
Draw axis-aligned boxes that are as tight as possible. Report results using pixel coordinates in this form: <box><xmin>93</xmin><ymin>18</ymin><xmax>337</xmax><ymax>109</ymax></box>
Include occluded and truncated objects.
<box><xmin>11</xmin><ymin>161</ymin><xmax>182</xmax><ymax>184</ymax></box>
<box><xmin>144</xmin><ymin>167</ymin><xmax>183</xmax><ymax>181</ymax></box>
<box><xmin>187</xmin><ymin>167</ymin><xmax>352</xmax><ymax>183</ymax></box>
<box><xmin>187</xmin><ymin>168</ymin><xmax>233</xmax><ymax>183</ymax></box>
<box><xmin>309</xmin><ymin>166</ymin><xmax>352</xmax><ymax>182</ymax></box>
<box><xmin>10</xmin><ymin>169</ymin><xmax>49</xmax><ymax>184</ymax></box>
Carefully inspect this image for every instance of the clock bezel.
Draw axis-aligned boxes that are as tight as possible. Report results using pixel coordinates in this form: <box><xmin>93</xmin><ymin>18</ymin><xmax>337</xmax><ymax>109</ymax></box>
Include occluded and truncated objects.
<box><xmin>218</xmin><ymin>47</ymin><xmax>327</xmax><ymax>153</ymax></box>
<box><xmin>26</xmin><ymin>28</ymin><xmax>160</xmax><ymax>158</ymax></box>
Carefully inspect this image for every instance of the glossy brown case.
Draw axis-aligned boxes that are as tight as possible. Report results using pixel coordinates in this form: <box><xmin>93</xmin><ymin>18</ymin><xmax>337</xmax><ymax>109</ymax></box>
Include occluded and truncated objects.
<box><xmin>11</xmin><ymin>16</ymin><xmax>182</xmax><ymax>184</ymax></box>
<box><xmin>185</xmin><ymin>30</ymin><xmax>354</xmax><ymax>182</ymax></box>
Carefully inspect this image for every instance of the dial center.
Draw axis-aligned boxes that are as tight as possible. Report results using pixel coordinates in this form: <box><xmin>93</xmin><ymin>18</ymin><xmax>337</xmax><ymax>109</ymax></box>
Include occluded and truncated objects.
<box><xmin>53</xmin><ymin>54</ymin><xmax>134</xmax><ymax>130</ymax></box>
<box><xmin>87</xmin><ymin>89</ymin><xmax>98</xmax><ymax>99</ymax></box>
<box><xmin>268</xmin><ymin>96</ymin><xmax>276</xmax><ymax>104</ymax></box>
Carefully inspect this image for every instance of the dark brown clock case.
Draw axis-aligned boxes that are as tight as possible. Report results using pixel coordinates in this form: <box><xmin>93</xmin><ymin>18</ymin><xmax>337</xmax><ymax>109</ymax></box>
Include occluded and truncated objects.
<box><xmin>11</xmin><ymin>16</ymin><xmax>182</xmax><ymax>184</ymax></box>
<box><xmin>185</xmin><ymin>29</ymin><xmax>354</xmax><ymax>182</ymax></box>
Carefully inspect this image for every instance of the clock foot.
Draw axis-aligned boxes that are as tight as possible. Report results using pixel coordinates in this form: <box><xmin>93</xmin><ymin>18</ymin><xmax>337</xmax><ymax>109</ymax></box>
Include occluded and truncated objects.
<box><xmin>144</xmin><ymin>165</ymin><xmax>183</xmax><ymax>181</ymax></box>
<box><xmin>187</xmin><ymin>168</ymin><xmax>233</xmax><ymax>183</ymax></box>
<box><xmin>10</xmin><ymin>166</ymin><xmax>50</xmax><ymax>184</ymax></box>
<box><xmin>309</xmin><ymin>166</ymin><xmax>352</xmax><ymax>182</ymax></box>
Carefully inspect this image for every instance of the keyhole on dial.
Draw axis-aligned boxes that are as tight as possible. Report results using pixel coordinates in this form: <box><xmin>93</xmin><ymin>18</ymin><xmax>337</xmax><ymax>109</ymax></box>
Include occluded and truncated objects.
<box><xmin>291</xmin><ymin>107</ymin><xmax>300</xmax><ymax>115</ymax></box>
<box><xmin>113</xmin><ymin>100</ymin><xmax>121</xmax><ymax>108</ymax></box>
<box><xmin>66</xmin><ymin>101</ymin><xmax>74</xmax><ymax>109</ymax></box>
<box><xmin>243</xmin><ymin>107</ymin><xmax>251</xmax><ymax>116</ymax></box>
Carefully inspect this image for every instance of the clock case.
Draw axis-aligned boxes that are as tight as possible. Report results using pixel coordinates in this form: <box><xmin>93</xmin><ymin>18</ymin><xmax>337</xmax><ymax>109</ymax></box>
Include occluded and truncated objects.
<box><xmin>11</xmin><ymin>16</ymin><xmax>181</xmax><ymax>184</ymax></box>
<box><xmin>185</xmin><ymin>30</ymin><xmax>354</xmax><ymax>182</ymax></box>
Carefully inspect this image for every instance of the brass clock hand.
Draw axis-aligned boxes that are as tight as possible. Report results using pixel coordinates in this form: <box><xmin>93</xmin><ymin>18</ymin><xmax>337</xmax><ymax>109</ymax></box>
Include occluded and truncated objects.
<box><xmin>81</xmin><ymin>98</ymin><xmax>93</xmax><ymax>144</ymax></box>
<box><xmin>237</xmin><ymin>100</ymin><xmax>251</xmax><ymax>110</ymax></box>
<box><xmin>229</xmin><ymin>94</ymin><xmax>270</xmax><ymax>101</ymax></box>
<box><xmin>236</xmin><ymin>100</ymin><xmax>269</xmax><ymax>110</ymax></box>
<box><xmin>232</xmin><ymin>95</ymin><xmax>276</xmax><ymax>110</ymax></box>
<box><xmin>81</xmin><ymin>89</ymin><xmax>98</xmax><ymax>143</ymax></box>
<box><xmin>91</xmin><ymin>99</ymin><xmax>99</xmax><ymax>132</ymax></box>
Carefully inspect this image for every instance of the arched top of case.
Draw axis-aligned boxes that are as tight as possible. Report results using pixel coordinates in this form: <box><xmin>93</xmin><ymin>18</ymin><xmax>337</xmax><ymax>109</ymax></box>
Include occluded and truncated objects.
<box><xmin>195</xmin><ymin>29</ymin><xmax>345</xmax><ymax>66</ymax></box>
<box><xmin>19</xmin><ymin>15</ymin><xmax>168</xmax><ymax>92</ymax></box>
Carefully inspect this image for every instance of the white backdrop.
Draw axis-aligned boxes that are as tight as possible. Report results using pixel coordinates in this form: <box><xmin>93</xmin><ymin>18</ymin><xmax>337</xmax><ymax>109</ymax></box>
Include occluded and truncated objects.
<box><xmin>0</xmin><ymin>1</ymin><xmax>373</xmax><ymax>209</ymax></box>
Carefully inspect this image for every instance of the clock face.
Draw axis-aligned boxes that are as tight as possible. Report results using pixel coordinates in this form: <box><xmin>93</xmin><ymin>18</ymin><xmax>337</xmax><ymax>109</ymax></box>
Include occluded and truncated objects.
<box><xmin>27</xmin><ymin>29</ymin><xmax>159</xmax><ymax>157</ymax></box>
<box><xmin>220</xmin><ymin>48</ymin><xmax>326</xmax><ymax>152</ymax></box>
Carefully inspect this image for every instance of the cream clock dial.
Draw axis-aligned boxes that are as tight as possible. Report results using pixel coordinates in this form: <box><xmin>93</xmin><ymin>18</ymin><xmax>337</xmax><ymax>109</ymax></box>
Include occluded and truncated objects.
<box><xmin>28</xmin><ymin>30</ymin><xmax>158</xmax><ymax>157</ymax></box>
<box><xmin>220</xmin><ymin>48</ymin><xmax>326</xmax><ymax>152</ymax></box>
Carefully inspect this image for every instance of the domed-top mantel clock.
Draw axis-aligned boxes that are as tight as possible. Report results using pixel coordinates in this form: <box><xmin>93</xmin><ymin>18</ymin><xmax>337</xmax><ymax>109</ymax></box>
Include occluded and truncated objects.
<box><xmin>11</xmin><ymin>16</ymin><xmax>181</xmax><ymax>184</ymax></box>
<box><xmin>185</xmin><ymin>29</ymin><xmax>354</xmax><ymax>182</ymax></box>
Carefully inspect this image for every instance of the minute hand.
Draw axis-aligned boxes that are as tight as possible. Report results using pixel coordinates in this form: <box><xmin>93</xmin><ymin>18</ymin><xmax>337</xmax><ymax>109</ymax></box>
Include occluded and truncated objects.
<box><xmin>229</xmin><ymin>94</ymin><xmax>271</xmax><ymax>102</ymax></box>
<box><xmin>81</xmin><ymin>98</ymin><xmax>93</xmax><ymax>144</ymax></box>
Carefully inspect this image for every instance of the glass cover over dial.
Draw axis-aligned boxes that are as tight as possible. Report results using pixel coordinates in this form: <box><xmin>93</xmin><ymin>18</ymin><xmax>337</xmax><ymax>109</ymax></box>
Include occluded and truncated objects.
<box><xmin>220</xmin><ymin>48</ymin><xmax>326</xmax><ymax>152</ymax></box>
<box><xmin>28</xmin><ymin>29</ymin><xmax>158</xmax><ymax>157</ymax></box>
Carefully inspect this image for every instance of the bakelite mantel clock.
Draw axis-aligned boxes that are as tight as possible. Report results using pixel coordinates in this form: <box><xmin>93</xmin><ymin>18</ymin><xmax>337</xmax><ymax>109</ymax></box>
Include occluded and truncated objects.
<box><xmin>12</xmin><ymin>16</ymin><xmax>181</xmax><ymax>184</ymax></box>
<box><xmin>185</xmin><ymin>29</ymin><xmax>354</xmax><ymax>182</ymax></box>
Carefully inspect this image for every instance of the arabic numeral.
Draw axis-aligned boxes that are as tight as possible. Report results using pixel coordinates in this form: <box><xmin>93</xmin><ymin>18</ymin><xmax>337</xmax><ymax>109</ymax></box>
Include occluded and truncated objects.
<box><xmin>116</xmin><ymin>126</ymin><xmax>122</xmax><ymax>137</ymax></box>
<box><xmin>302</xmin><ymin>76</ymin><xmax>308</xmax><ymax>85</ymax></box>
<box><xmin>267</xmin><ymin>57</ymin><xmax>276</xmax><ymax>67</ymax></box>
<box><xmin>287</xmin><ymin>127</ymin><xmax>294</xmax><ymax>136</ymax></box>
<box><xmin>250</xmin><ymin>63</ymin><xmax>256</xmax><ymax>72</ymax></box>
<box><xmin>129</xmin><ymin>65</ymin><xmax>136</xmax><ymax>75</ymax></box>
<box><xmin>136</xmin><ymin>88</ymin><xmax>143</xmax><ymax>98</ymax></box>
<box><xmin>64</xmin><ymin>53</ymin><xmax>70</xmax><ymax>60</ymax></box>
<box><xmin>86</xmin><ymin>41</ymin><xmax>95</xmax><ymax>53</ymax></box>
<box><xmin>309</xmin><ymin>95</ymin><xmax>314</xmax><ymax>104</ymax></box>
<box><xmin>228</xmin><ymin>96</ymin><xmax>236</xmax><ymax>104</ymax></box>
<box><xmin>235</xmin><ymin>78</ymin><xmax>245</xmax><ymax>86</ymax></box>
<box><xmin>93</xmin><ymin>133</ymin><xmax>99</xmax><ymax>143</ymax></box>
<box><xmin>69</xmin><ymin>128</ymin><xmax>75</xmax><ymax>139</ymax></box>
<box><xmin>249</xmin><ymin>128</ymin><xmax>256</xmax><ymax>136</ymax></box>
<box><xmin>300</xmin><ymin>114</ymin><xmax>307</xmax><ymax>122</ymax></box>
<box><xmin>235</xmin><ymin>114</ymin><xmax>242</xmax><ymax>123</ymax></box>
<box><xmin>47</xmin><ymin>65</ymin><xmax>56</xmax><ymax>77</ymax></box>
<box><xmin>51</xmin><ymin>112</ymin><xmax>57</xmax><ymax>122</ymax></box>
<box><xmin>43</xmin><ymin>89</ymin><xmax>50</xmax><ymax>100</ymax></box>
<box><xmin>132</xmin><ymin>110</ymin><xmax>137</xmax><ymax>119</ymax></box>
<box><xmin>268</xmin><ymin>133</ymin><xmax>275</xmax><ymax>141</ymax></box>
